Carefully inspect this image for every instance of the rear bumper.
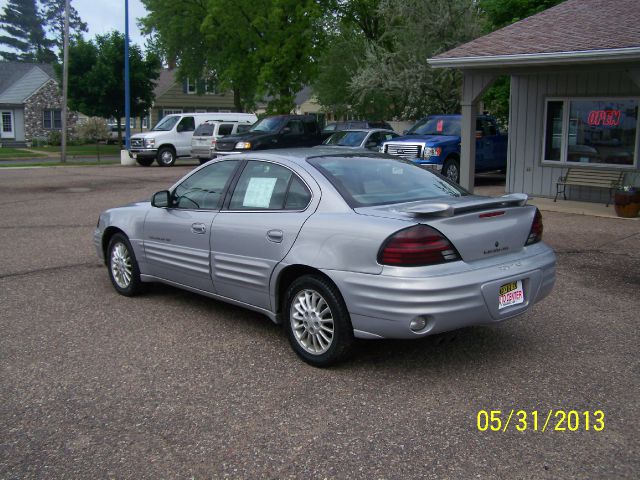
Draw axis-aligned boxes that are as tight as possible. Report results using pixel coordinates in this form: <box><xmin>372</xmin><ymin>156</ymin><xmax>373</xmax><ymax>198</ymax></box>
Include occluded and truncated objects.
<box><xmin>191</xmin><ymin>147</ymin><xmax>215</xmax><ymax>159</ymax></box>
<box><xmin>324</xmin><ymin>243</ymin><xmax>556</xmax><ymax>339</ymax></box>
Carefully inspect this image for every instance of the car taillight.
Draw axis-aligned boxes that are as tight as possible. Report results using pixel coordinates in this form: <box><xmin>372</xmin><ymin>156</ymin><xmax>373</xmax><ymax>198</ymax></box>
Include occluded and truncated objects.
<box><xmin>526</xmin><ymin>209</ymin><xmax>543</xmax><ymax>245</ymax></box>
<box><xmin>378</xmin><ymin>225</ymin><xmax>460</xmax><ymax>266</ymax></box>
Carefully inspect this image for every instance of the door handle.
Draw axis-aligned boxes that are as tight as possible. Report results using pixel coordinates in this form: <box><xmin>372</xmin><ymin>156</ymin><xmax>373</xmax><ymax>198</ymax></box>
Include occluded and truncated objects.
<box><xmin>266</xmin><ymin>229</ymin><xmax>283</xmax><ymax>243</ymax></box>
<box><xmin>191</xmin><ymin>223</ymin><xmax>206</xmax><ymax>234</ymax></box>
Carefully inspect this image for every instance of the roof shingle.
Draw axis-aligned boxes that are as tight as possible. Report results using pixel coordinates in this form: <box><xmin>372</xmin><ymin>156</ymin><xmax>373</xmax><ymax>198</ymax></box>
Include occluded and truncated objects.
<box><xmin>434</xmin><ymin>0</ymin><xmax>640</xmax><ymax>60</ymax></box>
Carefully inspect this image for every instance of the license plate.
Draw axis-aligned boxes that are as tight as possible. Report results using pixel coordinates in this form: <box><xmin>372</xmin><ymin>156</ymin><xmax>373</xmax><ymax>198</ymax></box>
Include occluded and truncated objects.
<box><xmin>498</xmin><ymin>280</ymin><xmax>524</xmax><ymax>310</ymax></box>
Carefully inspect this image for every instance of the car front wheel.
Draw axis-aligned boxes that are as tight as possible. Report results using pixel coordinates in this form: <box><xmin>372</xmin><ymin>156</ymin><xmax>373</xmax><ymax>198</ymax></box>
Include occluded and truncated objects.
<box><xmin>442</xmin><ymin>157</ymin><xmax>460</xmax><ymax>183</ymax></box>
<box><xmin>107</xmin><ymin>233</ymin><xmax>143</xmax><ymax>296</ymax></box>
<box><xmin>284</xmin><ymin>275</ymin><xmax>353</xmax><ymax>367</ymax></box>
<box><xmin>156</xmin><ymin>147</ymin><xmax>176</xmax><ymax>167</ymax></box>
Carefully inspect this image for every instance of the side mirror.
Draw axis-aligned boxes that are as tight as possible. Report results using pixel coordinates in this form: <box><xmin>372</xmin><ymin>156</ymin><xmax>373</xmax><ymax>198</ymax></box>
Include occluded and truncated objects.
<box><xmin>151</xmin><ymin>190</ymin><xmax>171</xmax><ymax>208</ymax></box>
<box><xmin>402</xmin><ymin>129</ymin><xmax>408</xmax><ymax>135</ymax></box>
<box><xmin>176</xmin><ymin>124</ymin><xmax>185</xmax><ymax>132</ymax></box>
<box><xmin>475</xmin><ymin>129</ymin><xmax>484</xmax><ymax>139</ymax></box>
<box><xmin>281</xmin><ymin>126</ymin><xmax>291</xmax><ymax>135</ymax></box>
<box><xmin>365</xmin><ymin>140</ymin><xmax>378</xmax><ymax>149</ymax></box>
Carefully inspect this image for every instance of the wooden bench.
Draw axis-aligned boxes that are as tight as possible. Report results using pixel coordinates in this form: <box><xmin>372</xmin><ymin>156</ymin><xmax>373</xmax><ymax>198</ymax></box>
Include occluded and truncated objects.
<box><xmin>554</xmin><ymin>168</ymin><xmax>625</xmax><ymax>206</ymax></box>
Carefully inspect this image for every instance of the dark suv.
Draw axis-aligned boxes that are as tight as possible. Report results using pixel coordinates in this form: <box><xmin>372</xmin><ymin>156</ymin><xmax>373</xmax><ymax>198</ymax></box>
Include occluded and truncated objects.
<box><xmin>214</xmin><ymin>115</ymin><xmax>322</xmax><ymax>156</ymax></box>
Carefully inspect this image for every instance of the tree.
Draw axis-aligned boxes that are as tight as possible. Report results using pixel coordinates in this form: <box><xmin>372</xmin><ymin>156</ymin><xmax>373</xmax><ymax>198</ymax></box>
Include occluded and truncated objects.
<box><xmin>141</xmin><ymin>0</ymin><xmax>329</xmax><ymax>113</ymax></box>
<box><xmin>479</xmin><ymin>0</ymin><xmax>562</xmax><ymax>28</ymax></box>
<box><xmin>478</xmin><ymin>0</ymin><xmax>563</xmax><ymax>125</ymax></box>
<box><xmin>348</xmin><ymin>0</ymin><xmax>484</xmax><ymax>119</ymax></box>
<box><xmin>40</xmin><ymin>0</ymin><xmax>88</xmax><ymax>59</ymax></box>
<box><xmin>61</xmin><ymin>32</ymin><xmax>161</xmax><ymax>145</ymax></box>
<box><xmin>0</xmin><ymin>0</ymin><xmax>55</xmax><ymax>62</ymax></box>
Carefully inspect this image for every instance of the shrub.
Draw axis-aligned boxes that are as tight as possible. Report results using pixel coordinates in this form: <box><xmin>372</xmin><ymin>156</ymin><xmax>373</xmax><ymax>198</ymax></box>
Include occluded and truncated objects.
<box><xmin>48</xmin><ymin>130</ymin><xmax>62</xmax><ymax>146</ymax></box>
<box><xmin>78</xmin><ymin>117</ymin><xmax>110</xmax><ymax>144</ymax></box>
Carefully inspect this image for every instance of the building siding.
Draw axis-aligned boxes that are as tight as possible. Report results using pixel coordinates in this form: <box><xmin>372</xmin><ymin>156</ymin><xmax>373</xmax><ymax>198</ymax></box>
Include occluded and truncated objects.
<box><xmin>152</xmin><ymin>81</ymin><xmax>236</xmax><ymax>126</ymax></box>
<box><xmin>507</xmin><ymin>69</ymin><xmax>640</xmax><ymax>202</ymax></box>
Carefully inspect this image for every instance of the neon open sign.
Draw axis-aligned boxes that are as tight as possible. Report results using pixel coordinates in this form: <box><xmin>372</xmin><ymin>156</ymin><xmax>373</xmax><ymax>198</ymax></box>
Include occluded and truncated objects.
<box><xmin>587</xmin><ymin>109</ymin><xmax>621</xmax><ymax>127</ymax></box>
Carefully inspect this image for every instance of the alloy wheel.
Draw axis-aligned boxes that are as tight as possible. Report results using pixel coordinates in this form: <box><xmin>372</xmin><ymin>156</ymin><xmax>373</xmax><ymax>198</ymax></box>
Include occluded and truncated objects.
<box><xmin>290</xmin><ymin>289</ymin><xmax>334</xmax><ymax>355</ymax></box>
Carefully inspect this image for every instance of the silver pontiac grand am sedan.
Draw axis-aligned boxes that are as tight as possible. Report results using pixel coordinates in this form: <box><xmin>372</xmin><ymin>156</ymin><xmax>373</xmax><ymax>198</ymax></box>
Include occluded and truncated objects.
<box><xmin>95</xmin><ymin>149</ymin><xmax>556</xmax><ymax>366</ymax></box>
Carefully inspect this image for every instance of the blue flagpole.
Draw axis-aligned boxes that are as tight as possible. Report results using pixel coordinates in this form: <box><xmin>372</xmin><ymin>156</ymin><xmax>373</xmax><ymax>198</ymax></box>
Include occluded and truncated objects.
<box><xmin>124</xmin><ymin>0</ymin><xmax>131</xmax><ymax>150</ymax></box>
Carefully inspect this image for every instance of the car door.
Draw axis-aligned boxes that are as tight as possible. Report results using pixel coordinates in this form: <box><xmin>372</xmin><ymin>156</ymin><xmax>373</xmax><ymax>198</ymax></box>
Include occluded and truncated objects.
<box><xmin>279</xmin><ymin>119</ymin><xmax>306</xmax><ymax>148</ymax></box>
<box><xmin>210</xmin><ymin>160</ymin><xmax>315</xmax><ymax>310</ymax></box>
<box><xmin>143</xmin><ymin>159</ymin><xmax>241</xmax><ymax>292</ymax></box>
<box><xmin>175</xmin><ymin>115</ymin><xmax>196</xmax><ymax>156</ymax></box>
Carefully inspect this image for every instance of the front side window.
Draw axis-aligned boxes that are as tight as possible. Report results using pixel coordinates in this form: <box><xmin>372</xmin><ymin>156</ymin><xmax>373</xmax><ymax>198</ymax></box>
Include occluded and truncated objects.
<box><xmin>308</xmin><ymin>156</ymin><xmax>467</xmax><ymax>207</ymax></box>
<box><xmin>285</xmin><ymin>120</ymin><xmax>304</xmax><ymax>135</ymax></box>
<box><xmin>229</xmin><ymin>161</ymin><xmax>309</xmax><ymax>210</ymax></box>
<box><xmin>172</xmin><ymin>160</ymin><xmax>239</xmax><ymax>209</ymax></box>
<box><xmin>543</xmin><ymin>98</ymin><xmax>638</xmax><ymax>167</ymax></box>
<box><xmin>178</xmin><ymin>116</ymin><xmax>195</xmax><ymax>132</ymax></box>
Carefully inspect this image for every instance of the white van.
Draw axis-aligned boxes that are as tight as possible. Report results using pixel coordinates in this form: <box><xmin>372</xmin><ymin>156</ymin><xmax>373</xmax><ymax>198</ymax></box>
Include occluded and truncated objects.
<box><xmin>191</xmin><ymin>119</ymin><xmax>255</xmax><ymax>164</ymax></box>
<box><xmin>129</xmin><ymin>112</ymin><xmax>257</xmax><ymax>167</ymax></box>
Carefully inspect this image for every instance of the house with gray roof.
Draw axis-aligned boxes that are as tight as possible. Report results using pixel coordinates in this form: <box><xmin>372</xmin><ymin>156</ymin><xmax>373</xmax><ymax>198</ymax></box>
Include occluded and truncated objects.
<box><xmin>428</xmin><ymin>0</ymin><xmax>640</xmax><ymax>203</ymax></box>
<box><xmin>0</xmin><ymin>62</ymin><xmax>78</xmax><ymax>146</ymax></box>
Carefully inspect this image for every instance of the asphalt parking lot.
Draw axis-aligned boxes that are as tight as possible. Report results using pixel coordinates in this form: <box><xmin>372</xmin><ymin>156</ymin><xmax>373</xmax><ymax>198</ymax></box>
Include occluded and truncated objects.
<box><xmin>1</xmin><ymin>164</ymin><xmax>638</xmax><ymax>479</ymax></box>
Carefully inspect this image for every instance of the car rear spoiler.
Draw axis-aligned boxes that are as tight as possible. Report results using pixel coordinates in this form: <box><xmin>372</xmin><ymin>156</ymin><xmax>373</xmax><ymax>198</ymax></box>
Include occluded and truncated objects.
<box><xmin>401</xmin><ymin>193</ymin><xmax>529</xmax><ymax>217</ymax></box>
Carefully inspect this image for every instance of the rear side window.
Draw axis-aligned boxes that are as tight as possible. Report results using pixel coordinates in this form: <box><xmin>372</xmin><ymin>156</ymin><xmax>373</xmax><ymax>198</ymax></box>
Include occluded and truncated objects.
<box><xmin>194</xmin><ymin>123</ymin><xmax>214</xmax><ymax>136</ymax></box>
<box><xmin>237</xmin><ymin>124</ymin><xmax>252</xmax><ymax>133</ymax></box>
<box><xmin>218</xmin><ymin>123</ymin><xmax>234</xmax><ymax>136</ymax></box>
<box><xmin>307</xmin><ymin>156</ymin><xmax>466</xmax><ymax>207</ymax></box>
<box><xmin>284</xmin><ymin>176</ymin><xmax>312</xmax><ymax>210</ymax></box>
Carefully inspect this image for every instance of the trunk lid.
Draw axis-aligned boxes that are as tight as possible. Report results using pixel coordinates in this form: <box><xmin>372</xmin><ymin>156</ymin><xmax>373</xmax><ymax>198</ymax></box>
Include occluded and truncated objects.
<box><xmin>355</xmin><ymin>194</ymin><xmax>536</xmax><ymax>262</ymax></box>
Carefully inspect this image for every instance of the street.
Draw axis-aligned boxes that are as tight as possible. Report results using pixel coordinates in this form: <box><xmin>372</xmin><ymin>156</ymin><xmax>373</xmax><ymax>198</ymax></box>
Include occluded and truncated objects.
<box><xmin>1</xmin><ymin>165</ymin><xmax>638</xmax><ymax>479</ymax></box>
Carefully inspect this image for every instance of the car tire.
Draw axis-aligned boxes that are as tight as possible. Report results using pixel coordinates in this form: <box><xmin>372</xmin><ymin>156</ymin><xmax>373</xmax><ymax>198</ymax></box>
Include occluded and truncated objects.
<box><xmin>107</xmin><ymin>233</ymin><xmax>144</xmax><ymax>297</ymax></box>
<box><xmin>442</xmin><ymin>157</ymin><xmax>460</xmax><ymax>183</ymax></box>
<box><xmin>136</xmin><ymin>157</ymin><xmax>154</xmax><ymax>167</ymax></box>
<box><xmin>156</xmin><ymin>147</ymin><xmax>176</xmax><ymax>167</ymax></box>
<box><xmin>284</xmin><ymin>274</ymin><xmax>354</xmax><ymax>367</ymax></box>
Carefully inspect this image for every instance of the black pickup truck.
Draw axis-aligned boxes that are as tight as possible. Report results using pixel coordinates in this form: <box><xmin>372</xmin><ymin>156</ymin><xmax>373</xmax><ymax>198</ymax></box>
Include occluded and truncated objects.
<box><xmin>213</xmin><ymin>115</ymin><xmax>322</xmax><ymax>157</ymax></box>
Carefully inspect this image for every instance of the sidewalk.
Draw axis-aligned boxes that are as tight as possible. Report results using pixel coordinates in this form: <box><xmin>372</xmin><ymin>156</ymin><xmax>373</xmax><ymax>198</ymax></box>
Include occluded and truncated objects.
<box><xmin>474</xmin><ymin>184</ymin><xmax>638</xmax><ymax>220</ymax></box>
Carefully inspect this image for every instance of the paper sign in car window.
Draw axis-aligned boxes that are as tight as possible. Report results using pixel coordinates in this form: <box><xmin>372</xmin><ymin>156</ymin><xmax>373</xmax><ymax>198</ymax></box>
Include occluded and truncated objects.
<box><xmin>243</xmin><ymin>177</ymin><xmax>277</xmax><ymax>208</ymax></box>
<box><xmin>436</xmin><ymin>119</ymin><xmax>444</xmax><ymax>132</ymax></box>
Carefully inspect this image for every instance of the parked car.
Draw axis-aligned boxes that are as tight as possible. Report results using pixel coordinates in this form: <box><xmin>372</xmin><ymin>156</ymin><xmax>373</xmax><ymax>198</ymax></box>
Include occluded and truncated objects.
<box><xmin>106</xmin><ymin>124</ymin><xmax>124</xmax><ymax>145</ymax></box>
<box><xmin>191</xmin><ymin>119</ymin><xmax>256</xmax><ymax>164</ymax></box>
<box><xmin>322</xmin><ymin>129</ymin><xmax>400</xmax><ymax>151</ymax></box>
<box><xmin>214</xmin><ymin>115</ymin><xmax>322</xmax><ymax>155</ymax></box>
<box><xmin>322</xmin><ymin>120</ymin><xmax>394</xmax><ymax>140</ymax></box>
<box><xmin>95</xmin><ymin>149</ymin><xmax>556</xmax><ymax>367</ymax></box>
<box><xmin>380</xmin><ymin>114</ymin><xmax>508</xmax><ymax>183</ymax></box>
<box><xmin>130</xmin><ymin>112</ymin><xmax>258</xmax><ymax>167</ymax></box>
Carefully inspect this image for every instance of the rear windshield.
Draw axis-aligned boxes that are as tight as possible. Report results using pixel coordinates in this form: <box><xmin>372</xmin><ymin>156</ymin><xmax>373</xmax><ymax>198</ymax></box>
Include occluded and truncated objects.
<box><xmin>194</xmin><ymin>123</ymin><xmax>215</xmax><ymax>136</ymax></box>
<box><xmin>408</xmin><ymin>117</ymin><xmax>461</xmax><ymax>136</ymax></box>
<box><xmin>307</xmin><ymin>155</ymin><xmax>467</xmax><ymax>207</ymax></box>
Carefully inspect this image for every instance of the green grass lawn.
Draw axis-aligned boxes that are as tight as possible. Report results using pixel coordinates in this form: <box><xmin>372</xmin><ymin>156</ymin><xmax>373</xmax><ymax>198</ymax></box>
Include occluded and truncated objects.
<box><xmin>0</xmin><ymin>148</ymin><xmax>47</xmax><ymax>158</ymax></box>
<box><xmin>29</xmin><ymin>144</ymin><xmax>122</xmax><ymax>155</ymax></box>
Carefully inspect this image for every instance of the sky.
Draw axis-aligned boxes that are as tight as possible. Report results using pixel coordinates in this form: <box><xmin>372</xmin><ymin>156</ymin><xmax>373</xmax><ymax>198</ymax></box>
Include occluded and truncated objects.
<box><xmin>0</xmin><ymin>0</ymin><xmax>149</xmax><ymax>46</ymax></box>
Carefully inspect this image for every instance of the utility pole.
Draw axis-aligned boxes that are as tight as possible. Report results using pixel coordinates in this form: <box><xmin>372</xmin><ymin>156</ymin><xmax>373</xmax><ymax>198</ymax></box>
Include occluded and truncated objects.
<box><xmin>60</xmin><ymin>0</ymin><xmax>70</xmax><ymax>163</ymax></box>
<box><xmin>124</xmin><ymin>0</ymin><xmax>131</xmax><ymax>150</ymax></box>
